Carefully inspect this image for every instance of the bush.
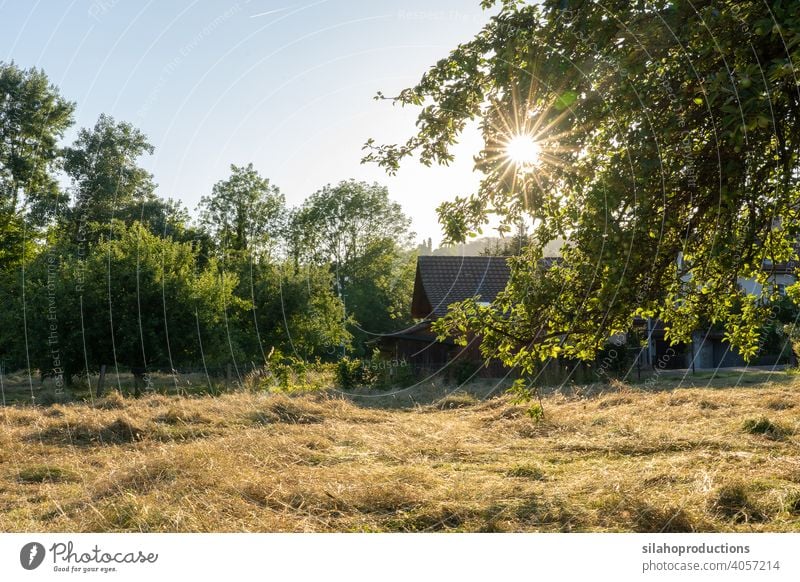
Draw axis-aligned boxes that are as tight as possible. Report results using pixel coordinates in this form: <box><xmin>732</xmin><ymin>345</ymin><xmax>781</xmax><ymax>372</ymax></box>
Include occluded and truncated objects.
<box><xmin>451</xmin><ymin>359</ymin><xmax>480</xmax><ymax>385</ymax></box>
<box><xmin>335</xmin><ymin>357</ymin><xmax>378</xmax><ymax>389</ymax></box>
<box><xmin>241</xmin><ymin>351</ymin><xmax>335</xmax><ymax>392</ymax></box>
<box><xmin>336</xmin><ymin>354</ymin><xmax>414</xmax><ymax>390</ymax></box>
<box><xmin>378</xmin><ymin>359</ymin><xmax>415</xmax><ymax>388</ymax></box>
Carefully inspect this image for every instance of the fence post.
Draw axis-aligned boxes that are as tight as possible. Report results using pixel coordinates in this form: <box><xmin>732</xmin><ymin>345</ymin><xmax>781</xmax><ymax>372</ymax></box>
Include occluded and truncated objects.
<box><xmin>96</xmin><ymin>364</ymin><xmax>106</xmax><ymax>398</ymax></box>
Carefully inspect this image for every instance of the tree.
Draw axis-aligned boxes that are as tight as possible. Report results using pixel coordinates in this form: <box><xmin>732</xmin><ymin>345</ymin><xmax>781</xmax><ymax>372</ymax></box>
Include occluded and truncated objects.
<box><xmin>63</xmin><ymin>114</ymin><xmax>156</xmax><ymax>234</ymax></box>
<box><xmin>290</xmin><ymin>180</ymin><xmax>415</xmax><ymax>351</ymax></box>
<box><xmin>118</xmin><ymin>194</ymin><xmax>206</xmax><ymax>244</ymax></box>
<box><xmin>364</xmin><ymin>0</ymin><xmax>800</xmax><ymax>371</ymax></box>
<box><xmin>19</xmin><ymin>222</ymin><xmax>238</xmax><ymax>391</ymax></box>
<box><xmin>0</xmin><ymin>62</ymin><xmax>74</xmax><ymax>238</ymax></box>
<box><xmin>482</xmin><ymin>221</ymin><xmax>531</xmax><ymax>257</ymax></box>
<box><xmin>244</xmin><ymin>261</ymin><xmax>352</xmax><ymax>361</ymax></box>
<box><xmin>291</xmin><ymin>180</ymin><xmax>412</xmax><ymax>266</ymax></box>
<box><xmin>198</xmin><ymin>163</ymin><xmax>285</xmax><ymax>256</ymax></box>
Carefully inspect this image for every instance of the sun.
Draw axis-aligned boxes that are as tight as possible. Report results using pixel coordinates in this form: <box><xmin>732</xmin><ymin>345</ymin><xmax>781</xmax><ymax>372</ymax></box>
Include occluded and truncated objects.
<box><xmin>505</xmin><ymin>134</ymin><xmax>542</xmax><ymax>168</ymax></box>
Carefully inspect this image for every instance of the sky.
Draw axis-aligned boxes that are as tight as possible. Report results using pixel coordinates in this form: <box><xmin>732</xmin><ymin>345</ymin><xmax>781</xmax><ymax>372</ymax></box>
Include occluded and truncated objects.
<box><xmin>0</xmin><ymin>0</ymin><xmax>498</xmax><ymax>245</ymax></box>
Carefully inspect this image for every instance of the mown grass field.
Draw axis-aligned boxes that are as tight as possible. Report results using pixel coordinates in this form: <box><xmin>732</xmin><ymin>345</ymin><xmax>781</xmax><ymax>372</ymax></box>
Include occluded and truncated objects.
<box><xmin>1</xmin><ymin>371</ymin><xmax>799</xmax><ymax>532</ymax></box>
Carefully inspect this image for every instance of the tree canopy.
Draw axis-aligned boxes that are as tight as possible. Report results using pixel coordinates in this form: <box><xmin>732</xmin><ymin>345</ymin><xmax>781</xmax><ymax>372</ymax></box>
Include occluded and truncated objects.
<box><xmin>0</xmin><ymin>61</ymin><xmax>73</xmax><ymax>235</ymax></box>
<box><xmin>0</xmin><ymin>62</ymin><xmax>415</xmax><ymax>388</ymax></box>
<box><xmin>0</xmin><ymin>62</ymin><xmax>74</xmax><ymax>340</ymax></box>
<box><xmin>290</xmin><ymin>180</ymin><xmax>416</xmax><ymax>351</ymax></box>
<box><xmin>198</xmin><ymin>163</ymin><xmax>285</xmax><ymax>256</ymax></box>
<box><xmin>365</xmin><ymin>0</ymin><xmax>800</xmax><ymax>370</ymax></box>
<box><xmin>63</xmin><ymin>114</ymin><xmax>156</xmax><ymax>229</ymax></box>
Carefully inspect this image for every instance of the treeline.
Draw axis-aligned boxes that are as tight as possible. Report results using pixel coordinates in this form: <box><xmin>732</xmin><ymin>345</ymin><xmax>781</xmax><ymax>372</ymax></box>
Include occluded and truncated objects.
<box><xmin>0</xmin><ymin>62</ymin><xmax>416</xmax><ymax>387</ymax></box>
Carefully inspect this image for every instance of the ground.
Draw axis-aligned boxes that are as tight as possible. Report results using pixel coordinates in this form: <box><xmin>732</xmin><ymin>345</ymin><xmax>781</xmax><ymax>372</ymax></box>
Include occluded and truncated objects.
<box><xmin>1</xmin><ymin>370</ymin><xmax>799</xmax><ymax>532</ymax></box>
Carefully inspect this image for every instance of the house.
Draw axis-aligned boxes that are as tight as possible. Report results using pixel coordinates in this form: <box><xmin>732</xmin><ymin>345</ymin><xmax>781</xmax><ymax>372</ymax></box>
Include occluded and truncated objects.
<box><xmin>376</xmin><ymin>255</ymin><xmax>560</xmax><ymax>378</ymax></box>
<box><xmin>376</xmin><ymin>254</ymin><xmax>794</xmax><ymax>377</ymax></box>
<box><xmin>374</xmin><ymin>256</ymin><xmax>511</xmax><ymax>376</ymax></box>
<box><xmin>686</xmin><ymin>258</ymin><xmax>796</xmax><ymax>369</ymax></box>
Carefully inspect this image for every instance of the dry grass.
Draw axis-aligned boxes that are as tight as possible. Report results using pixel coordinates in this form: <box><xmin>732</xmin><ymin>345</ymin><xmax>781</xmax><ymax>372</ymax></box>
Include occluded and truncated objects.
<box><xmin>1</xmin><ymin>376</ymin><xmax>799</xmax><ymax>532</ymax></box>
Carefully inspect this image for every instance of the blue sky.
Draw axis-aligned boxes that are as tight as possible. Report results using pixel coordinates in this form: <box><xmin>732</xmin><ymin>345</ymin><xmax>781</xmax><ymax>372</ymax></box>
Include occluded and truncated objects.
<box><xmin>0</xmin><ymin>0</ymin><xmax>497</xmax><ymax>244</ymax></box>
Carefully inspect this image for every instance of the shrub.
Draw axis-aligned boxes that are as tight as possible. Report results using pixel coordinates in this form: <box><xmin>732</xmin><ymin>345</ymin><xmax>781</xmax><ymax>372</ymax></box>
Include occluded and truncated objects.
<box><xmin>335</xmin><ymin>357</ymin><xmax>378</xmax><ymax>389</ymax></box>
<box><xmin>376</xmin><ymin>359</ymin><xmax>415</xmax><ymax>389</ymax></box>
<box><xmin>451</xmin><ymin>359</ymin><xmax>480</xmax><ymax>385</ymax></box>
<box><xmin>241</xmin><ymin>352</ymin><xmax>335</xmax><ymax>392</ymax></box>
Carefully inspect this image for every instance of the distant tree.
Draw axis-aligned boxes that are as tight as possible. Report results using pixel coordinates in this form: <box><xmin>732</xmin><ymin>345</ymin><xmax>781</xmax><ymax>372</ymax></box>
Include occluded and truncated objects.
<box><xmin>482</xmin><ymin>221</ymin><xmax>530</xmax><ymax>257</ymax></box>
<box><xmin>290</xmin><ymin>180</ymin><xmax>415</xmax><ymax>352</ymax></box>
<box><xmin>63</xmin><ymin>114</ymin><xmax>156</xmax><ymax>234</ymax></box>
<box><xmin>198</xmin><ymin>163</ymin><xmax>285</xmax><ymax>256</ymax></box>
<box><xmin>291</xmin><ymin>180</ymin><xmax>412</xmax><ymax>267</ymax></box>
<box><xmin>416</xmin><ymin>237</ymin><xmax>434</xmax><ymax>255</ymax></box>
<box><xmin>0</xmin><ymin>62</ymin><xmax>74</xmax><ymax>265</ymax></box>
<box><xmin>116</xmin><ymin>194</ymin><xmax>209</xmax><ymax>247</ymax></box>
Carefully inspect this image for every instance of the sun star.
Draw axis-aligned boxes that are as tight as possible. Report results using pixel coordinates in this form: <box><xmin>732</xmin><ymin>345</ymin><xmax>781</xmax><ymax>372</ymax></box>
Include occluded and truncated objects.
<box><xmin>505</xmin><ymin>134</ymin><xmax>542</xmax><ymax>168</ymax></box>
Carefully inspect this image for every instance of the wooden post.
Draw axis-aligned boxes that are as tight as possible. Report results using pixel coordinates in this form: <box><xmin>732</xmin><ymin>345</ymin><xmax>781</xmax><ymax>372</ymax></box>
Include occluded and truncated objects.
<box><xmin>131</xmin><ymin>366</ymin><xmax>144</xmax><ymax>398</ymax></box>
<box><xmin>96</xmin><ymin>364</ymin><xmax>107</xmax><ymax>398</ymax></box>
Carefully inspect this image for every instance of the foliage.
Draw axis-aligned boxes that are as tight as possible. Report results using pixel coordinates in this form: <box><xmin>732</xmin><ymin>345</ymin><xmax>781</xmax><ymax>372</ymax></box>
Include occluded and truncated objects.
<box><xmin>241</xmin><ymin>353</ymin><xmax>336</xmax><ymax>392</ymax></box>
<box><xmin>290</xmin><ymin>180</ymin><xmax>416</xmax><ymax>352</ymax></box>
<box><xmin>198</xmin><ymin>163</ymin><xmax>285</xmax><ymax>256</ymax></box>
<box><xmin>335</xmin><ymin>356</ymin><xmax>379</xmax><ymax>389</ymax></box>
<box><xmin>0</xmin><ymin>60</ymin><xmax>413</xmax><ymax>389</ymax></box>
<box><xmin>63</xmin><ymin>114</ymin><xmax>156</xmax><ymax>230</ymax></box>
<box><xmin>335</xmin><ymin>354</ymin><xmax>414</xmax><ymax>390</ymax></box>
<box><xmin>451</xmin><ymin>359</ymin><xmax>481</xmax><ymax>385</ymax></box>
<box><xmin>291</xmin><ymin>180</ymin><xmax>413</xmax><ymax>266</ymax></box>
<box><xmin>365</xmin><ymin>0</ymin><xmax>800</xmax><ymax>371</ymax></box>
<box><xmin>0</xmin><ymin>61</ymin><xmax>74</xmax><ymax>225</ymax></box>
<box><xmin>16</xmin><ymin>222</ymin><xmax>238</xmax><ymax>385</ymax></box>
<box><xmin>508</xmin><ymin>378</ymin><xmax>544</xmax><ymax>422</ymax></box>
<box><xmin>227</xmin><ymin>258</ymin><xmax>351</xmax><ymax>362</ymax></box>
